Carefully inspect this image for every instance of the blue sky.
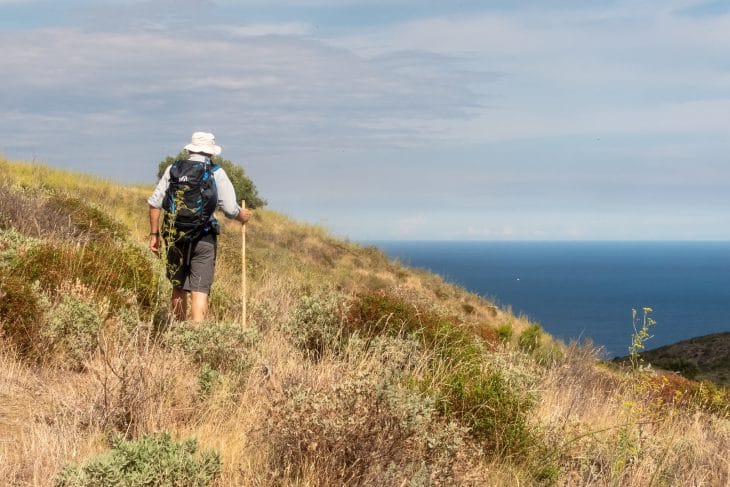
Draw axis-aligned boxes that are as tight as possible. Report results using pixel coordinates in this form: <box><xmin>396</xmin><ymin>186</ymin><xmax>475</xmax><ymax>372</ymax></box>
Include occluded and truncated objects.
<box><xmin>1</xmin><ymin>0</ymin><xmax>729</xmax><ymax>240</ymax></box>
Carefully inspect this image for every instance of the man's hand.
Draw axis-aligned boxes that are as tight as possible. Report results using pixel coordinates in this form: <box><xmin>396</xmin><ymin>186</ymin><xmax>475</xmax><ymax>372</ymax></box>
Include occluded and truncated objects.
<box><xmin>149</xmin><ymin>234</ymin><xmax>160</xmax><ymax>256</ymax></box>
<box><xmin>237</xmin><ymin>208</ymin><xmax>252</xmax><ymax>224</ymax></box>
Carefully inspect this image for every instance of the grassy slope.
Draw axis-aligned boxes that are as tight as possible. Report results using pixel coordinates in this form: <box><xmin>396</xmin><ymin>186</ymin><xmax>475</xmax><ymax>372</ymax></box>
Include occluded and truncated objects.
<box><xmin>1</xmin><ymin>157</ymin><xmax>729</xmax><ymax>486</ymax></box>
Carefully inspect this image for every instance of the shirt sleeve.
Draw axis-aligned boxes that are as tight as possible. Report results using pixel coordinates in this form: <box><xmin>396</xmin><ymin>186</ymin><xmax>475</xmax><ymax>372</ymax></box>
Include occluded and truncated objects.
<box><xmin>214</xmin><ymin>169</ymin><xmax>241</xmax><ymax>219</ymax></box>
<box><xmin>147</xmin><ymin>165</ymin><xmax>171</xmax><ymax>209</ymax></box>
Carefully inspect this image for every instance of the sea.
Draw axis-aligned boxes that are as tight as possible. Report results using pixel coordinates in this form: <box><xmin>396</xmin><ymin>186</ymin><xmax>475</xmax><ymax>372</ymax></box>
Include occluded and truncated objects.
<box><xmin>371</xmin><ymin>241</ymin><xmax>730</xmax><ymax>358</ymax></box>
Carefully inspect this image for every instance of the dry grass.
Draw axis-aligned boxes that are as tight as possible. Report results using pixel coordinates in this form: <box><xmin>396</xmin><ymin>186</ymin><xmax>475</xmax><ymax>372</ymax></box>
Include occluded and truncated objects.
<box><xmin>0</xmin><ymin>347</ymin><xmax>102</xmax><ymax>486</ymax></box>
<box><xmin>536</xmin><ymin>343</ymin><xmax>730</xmax><ymax>486</ymax></box>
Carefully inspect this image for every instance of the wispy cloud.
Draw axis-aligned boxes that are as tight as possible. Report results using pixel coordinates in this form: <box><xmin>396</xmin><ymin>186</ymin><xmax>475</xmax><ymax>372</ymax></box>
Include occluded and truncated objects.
<box><xmin>3</xmin><ymin>0</ymin><xmax>730</xmax><ymax>239</ymax></box>
<box><xmin>0</xmin><ymin>24</ymin><xmax>494</xmax><ymax>164</ymax></box>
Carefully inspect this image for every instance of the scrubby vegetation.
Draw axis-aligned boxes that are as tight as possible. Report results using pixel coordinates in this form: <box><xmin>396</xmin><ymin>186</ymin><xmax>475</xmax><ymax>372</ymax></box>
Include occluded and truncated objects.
<box><xmin>0</xmin><ymin>157</ymin><xmax>728</xmax><ymax>486</ymax></box>
<box><xmin>55</xmin><ymin>433</ymin><xmax>221</xmax><ymax>486</ymax></box>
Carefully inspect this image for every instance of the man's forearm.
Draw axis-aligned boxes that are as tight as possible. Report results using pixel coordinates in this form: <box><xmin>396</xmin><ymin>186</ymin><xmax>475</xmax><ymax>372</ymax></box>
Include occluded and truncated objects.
<box><xmin>149</xmin><ymin>206</ymin><xmax>161</xmax><ymax>233</ymax></box>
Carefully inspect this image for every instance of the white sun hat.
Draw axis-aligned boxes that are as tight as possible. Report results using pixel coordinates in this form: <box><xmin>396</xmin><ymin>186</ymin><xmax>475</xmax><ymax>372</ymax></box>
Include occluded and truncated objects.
<box><xmin>184</xmin><ymin>131</ymin><xmax>222</xmax><ymax>156</ymax></box>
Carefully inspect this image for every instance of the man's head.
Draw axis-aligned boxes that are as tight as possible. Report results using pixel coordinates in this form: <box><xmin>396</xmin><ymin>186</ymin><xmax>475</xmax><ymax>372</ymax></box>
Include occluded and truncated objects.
<box><xmin>184</xmin><ymin>131</ymin><xmax>222</xmax><ymax>156</ymax></box>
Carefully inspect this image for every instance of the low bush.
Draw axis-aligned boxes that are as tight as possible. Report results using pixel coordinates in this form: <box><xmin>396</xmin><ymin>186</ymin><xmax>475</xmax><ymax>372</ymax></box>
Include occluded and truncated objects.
<box><xmin>15</xmin><ymin>239</ymin><xmax>157</xmax><ymax>310</ymax></box>
<box><xmin>55</xmin><ymin>433</ymin><xmax>221</xmax><ymax>487</ymax></box>
<box><xmin>264</xmin><ymin>369</ymin><xmax>465</xmax><ymax>484</ymax></box>
<box><xmin>349</xmin><ymin>291</ymin><xmax>538</xmax><ymax>457</ymax></box>
<box><xmin>163</xmin><ymin>321</ymin><xmax>260</xmax><ymax>372</ymax></box>
<box><xmin>422</xmin><ymin>322</ymin><xmax>537</xmax><ymax>456</ymax></box>
<box><xmin>47</xmin><ymin>294</ymin><xmax>103</xmax><ymax>369</ymax></box>
<box><xmin>687</xmin><ymin>380</ymin><xmax>730</xmax><ymax>416</ymax></box>
<box><xmin>285</xmin><ymin>292</ymin><xmax>347</xmax><ymax>359</ymax></box>
<box><xmin>89</xmin><ymin>340</ymin><xmax>199</xmax><ymax>435</ymax></box>
<box><xmin>519</xmin><ymin>324</ymin><xmax>543</xmax><ymax>353</ymax></box>
<box><xmin>198</xmin><ymin>363</ymin><xmax>220</xmax><ymax>400</ymax></box>
<box><xmin>496</xmin><ymin>322</ymin><xmax>514</xmax><ymax>342</ymax></box>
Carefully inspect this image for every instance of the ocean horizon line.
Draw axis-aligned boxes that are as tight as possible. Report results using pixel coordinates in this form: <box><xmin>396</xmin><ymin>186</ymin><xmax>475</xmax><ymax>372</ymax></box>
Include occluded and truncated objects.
<box><xmin>363</xmin><ymin>239</ymin><xmax>730</xmax><ymax>244</ymax></box>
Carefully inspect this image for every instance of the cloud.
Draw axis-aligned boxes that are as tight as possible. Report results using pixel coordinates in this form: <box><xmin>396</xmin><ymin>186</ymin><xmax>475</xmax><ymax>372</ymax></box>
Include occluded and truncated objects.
<box><xmin>221</xmin><ymin>22</ymin><xmax>315</xmax><ymax>37</ymax></box>
<box><xmin>8</xmin><ymin>1</ymin><xmax>728</xmax><ymax>165</ymax></box>
<box><xmin>328</xmin><ymin>3</ymin><xmax>730</xmax><ymax>145</ymax></box>
<box><xmin>0</xmin><ymin>25</ymin><xmax>495</xmax><ymax>170</ymax></box>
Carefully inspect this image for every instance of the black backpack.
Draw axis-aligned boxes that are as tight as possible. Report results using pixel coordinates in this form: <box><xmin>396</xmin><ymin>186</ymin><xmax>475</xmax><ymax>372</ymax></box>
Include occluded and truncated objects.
<box><xmin>162</xmin><ymin>159</ymin><xmax>220</xmax><ymax>243</ymax></box>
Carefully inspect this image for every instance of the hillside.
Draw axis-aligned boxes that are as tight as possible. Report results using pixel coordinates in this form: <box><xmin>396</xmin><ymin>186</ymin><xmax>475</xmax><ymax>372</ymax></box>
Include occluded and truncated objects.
<box><xmin>0</xmin><ymin>157</ymin><xmax>729</xmax><ymax>486</ymax></box>
<box><xmin>634</xmin><ymin>332</ymin><xmax>730</xmax><ymax>386</ymax></box>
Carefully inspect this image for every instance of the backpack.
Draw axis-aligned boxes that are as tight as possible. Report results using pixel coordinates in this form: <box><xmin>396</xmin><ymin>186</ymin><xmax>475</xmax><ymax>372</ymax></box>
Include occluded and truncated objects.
<box><xmin>162</xmin><ymin>159</ymin><xmax>220</xmax><ymax>244</ymax></box>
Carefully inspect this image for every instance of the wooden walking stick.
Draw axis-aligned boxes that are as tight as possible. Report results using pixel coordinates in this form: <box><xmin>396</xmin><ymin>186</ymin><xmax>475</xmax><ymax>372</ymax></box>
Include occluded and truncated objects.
<box><xmin>241</xmin><ymin>199</ymin><xmax>247</xmax><ymax>327</ymax></box>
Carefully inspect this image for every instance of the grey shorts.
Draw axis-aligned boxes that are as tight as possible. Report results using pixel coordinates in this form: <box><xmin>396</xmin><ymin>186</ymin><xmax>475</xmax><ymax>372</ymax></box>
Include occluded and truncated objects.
<box><xmin>166</xmin><ymin>236</ymin><xmax>217</xmax><ymax>294</ymax></box>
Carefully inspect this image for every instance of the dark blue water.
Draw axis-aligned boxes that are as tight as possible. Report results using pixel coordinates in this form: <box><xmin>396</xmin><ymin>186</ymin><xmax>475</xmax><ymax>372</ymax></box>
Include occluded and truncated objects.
<box><xmin>372</xmin><ymin>241</ymin><xmax>730</xmax><ymax>357</ymax></box>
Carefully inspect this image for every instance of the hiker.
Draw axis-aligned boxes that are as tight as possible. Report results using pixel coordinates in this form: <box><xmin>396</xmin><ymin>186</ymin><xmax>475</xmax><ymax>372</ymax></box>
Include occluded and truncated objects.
<box><xmin>148</xmin><ymin>131</ymin><xmax>251</xmax><ymax>322</ymax></box>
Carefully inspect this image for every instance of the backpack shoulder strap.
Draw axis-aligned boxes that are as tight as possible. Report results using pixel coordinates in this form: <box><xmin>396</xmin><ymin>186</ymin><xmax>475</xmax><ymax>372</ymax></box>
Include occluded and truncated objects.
<box><xmin>210</xmin><ymin>164</ymin><xmax>221</xmax><ymax>173</ymax></box>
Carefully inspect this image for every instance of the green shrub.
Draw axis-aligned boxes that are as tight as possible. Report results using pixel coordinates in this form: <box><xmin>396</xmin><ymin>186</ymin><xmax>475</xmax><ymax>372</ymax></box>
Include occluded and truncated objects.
<box><xmin>349</xmin><ymin>292</ymin><xmax>537</xmax><ymax>457</ymax></box>
<box><xmin>286</xmin><ymin>292</ymin><xmax>346</xmax><ymax>359</ymax></box>
<box><xmin>423</xmin><ymin>326</ymin><xmax>536</xmax><ymax>456</ymax></box>
<box><xmin>198</xmin><ymin>363</ymin><xmax>220</xmax><ymax>400</ymax></box>
<box><xmin>496</xmin><ymin>323</ymin><xmax>514</xmax><ymax>342</ymax></box>
<box><xmin>54</xmin><ymin>432</ymin><xmax>221</xmax><ymax>487</ymax></box>
<box><xmin>164</xmin><ymin>321</ymin><xmax>260</xmax><ymax>371</ymax></box>
<box><xmin>652</xmin><ymin>357</ymin><xmax>701</xmax><ymax>380</ymax></box>
<box><xmin>429</xmin><ymin>325</ymin><xmax>536</xmax><ymax>455</ymax></box>
<box><xmin>16</xmin><ymin>240</ymin><xmax>157</xmax><ymax>311</ymax></box>
<box><xmin>534</xmin><ymin>462</ymin><xmax>560</xmax><ymax>484</ymax></box>
<box><xmin>519</xmin><ymin>324</ymin><xmax>543</xmax><ymax>353</ymax></box>
<box><xmin>47</xmin><ymin>295</ymin><xmax>102</xmax><ymax>369</ymax></box>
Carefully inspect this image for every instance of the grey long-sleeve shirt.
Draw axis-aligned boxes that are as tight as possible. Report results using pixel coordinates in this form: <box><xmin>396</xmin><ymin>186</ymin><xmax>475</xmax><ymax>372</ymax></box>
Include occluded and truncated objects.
<box><xmin>147</xmin><ymin>154</ymin><xmax>241</xmax><ymax>219</ymax></box>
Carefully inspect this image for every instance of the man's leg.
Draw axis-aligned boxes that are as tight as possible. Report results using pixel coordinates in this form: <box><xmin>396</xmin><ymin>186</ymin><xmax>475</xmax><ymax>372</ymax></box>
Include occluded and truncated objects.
<box><xmin>187</xmin><ymin>237</ymin><xmax>216</xmax><ymax>323</ymax></box>
<box><xmin>171</xmin><ymin>287</ymin><xmax>187</xmax><ymax>322</ymax></box>
<box><xmin>190</xmin><ymin>291</ymin><xmax>209</xmax><ymax>322</ymax></box>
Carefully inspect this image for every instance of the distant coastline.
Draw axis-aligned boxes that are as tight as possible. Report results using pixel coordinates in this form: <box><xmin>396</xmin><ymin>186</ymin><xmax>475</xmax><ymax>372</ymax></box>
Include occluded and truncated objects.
<box><xmin>615</xmin><ymin>332</ymin><xmax>730</xmax><ymax>386</ymax></box>
<box><xmin>371</xmin><ymin>240</ymin><xmax>730</xmax><ymax>358</ymax></box>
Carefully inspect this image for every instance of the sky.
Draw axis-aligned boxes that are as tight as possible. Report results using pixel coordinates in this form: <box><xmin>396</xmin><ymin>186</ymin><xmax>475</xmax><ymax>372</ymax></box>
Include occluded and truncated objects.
<box><xmin>1</xmin><ymin>0</ymin><xmax>729</xmax><ymax>241</ymax></box>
